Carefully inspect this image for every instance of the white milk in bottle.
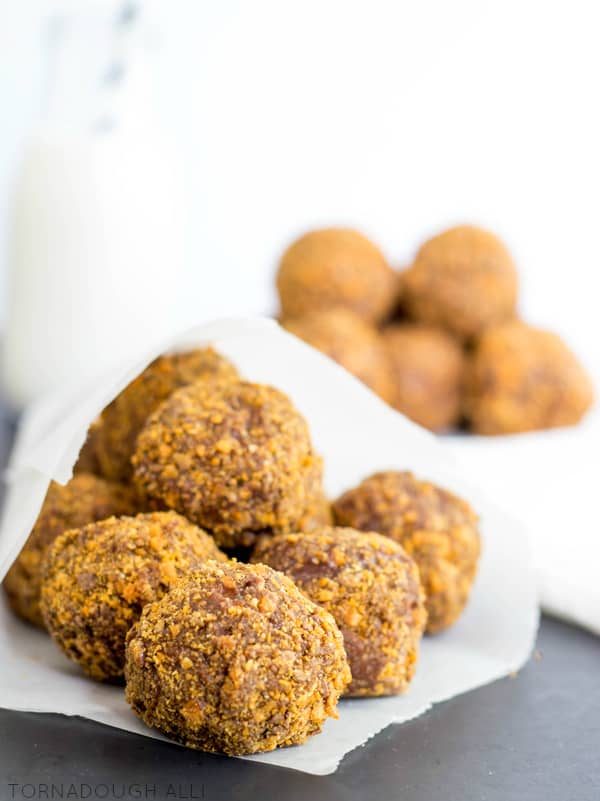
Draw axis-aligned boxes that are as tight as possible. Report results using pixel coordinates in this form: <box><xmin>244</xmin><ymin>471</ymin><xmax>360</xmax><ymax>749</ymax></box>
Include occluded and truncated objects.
<box><xmin>3</xmin><ymin>3</ymin><xmax>186</xmax><ymax>409</ymax></box>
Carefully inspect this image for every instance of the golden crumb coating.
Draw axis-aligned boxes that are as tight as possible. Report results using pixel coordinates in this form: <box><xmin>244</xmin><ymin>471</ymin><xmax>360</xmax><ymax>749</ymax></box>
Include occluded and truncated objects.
<box><xmin>297</xmin><ymin>491</ymin><xmax>333</xmax><ymax>533</ymax></box>
<box><xmin>402</xmin><ymin>226</ymin><xmax>518</xmax><ymax>339</ymax></box>
<box><xmin>252</xmin><ymin>527</ymin><xmax>426</xmax><ymax>697</ymax></box>
<box><xmin>282</xmin><ymin>309</ymin><xmax>394</xmax><ymax>401</ymax></box>
<box><xmin>277</xmin><ymin>228</ymin><xmax>397</xmax><ymax>323</ymax></box>
<box><xmin>125</xmin><ymin>561</ymin><xmax>350</xmax><ymax>755</ymax></box>
<box><xmin>295</xmin><ymin>455</ymin><xmax>333</xmax><ymax>533</ymax></box>
<box><xmin>382</xmin><ymin>323</ymin><xmax>465</xmax><ymax>431</ymax></box>
<box><xmin>96</xmin><ymin>348</ymin><xmax>239</xmax><ymax>483</ymax></box>
<box><xmin>251</xmin><ymin>465</ymin><xmax>332</xmax><ymax>556</ymax></box>
<box><xmin>464</xmin><ymin>320</ymin><xmax>594</xmax><ymax>434</ymax></box>
<box><xmin>132</xmin><ymin>380</ymin><xmax>324</xmax><ymax>549</ymax></box>
<box><xmin>332</xmin><ymin>471</ymin><xmax>481</xmax><ymax>633</ymax></box>
<box><xmin>40</xmin><ymin>511</ymin><xmax>226</xmax><ymax>681</ymax></box>
<box><xmin>3</xmin><ymin>474</ymin><xmax>137</xmax><ymax>628</ymax></box>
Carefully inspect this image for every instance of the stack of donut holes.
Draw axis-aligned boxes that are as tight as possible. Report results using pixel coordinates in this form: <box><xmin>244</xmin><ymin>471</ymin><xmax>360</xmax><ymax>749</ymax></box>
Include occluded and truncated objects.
<box><xmin>5</xmin><ymin>348</ymin><xmax>482</xmax><ymax>757</ymax></box>
<box><xmin>277</xmin><ymin>225</ymin><xmax>594</xmax><ymax>434</ymax></box>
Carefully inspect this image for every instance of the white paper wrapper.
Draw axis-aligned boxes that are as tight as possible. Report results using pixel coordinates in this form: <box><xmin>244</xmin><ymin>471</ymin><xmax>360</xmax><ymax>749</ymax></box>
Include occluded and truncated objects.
<box><xmin>0</xmin><ymin>317</ymin><xmax>539</xmax><ymax>775</ymax></box>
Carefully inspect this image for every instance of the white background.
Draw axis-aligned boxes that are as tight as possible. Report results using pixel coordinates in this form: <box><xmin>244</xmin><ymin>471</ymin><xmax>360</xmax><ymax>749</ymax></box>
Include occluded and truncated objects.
<box><xmin>1</xmin><ymin>0</ymin><xmax>599</xmax><ymax>376</ymax></box>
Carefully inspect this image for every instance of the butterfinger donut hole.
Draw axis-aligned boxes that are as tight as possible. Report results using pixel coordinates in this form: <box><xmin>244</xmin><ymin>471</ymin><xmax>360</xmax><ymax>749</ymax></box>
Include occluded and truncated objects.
<box><xmin>96</xmin><ymin>347</ymin><xmax>239</xmax><ymax>483</ymax></box>
<box><xmin>332</xmin><ymin>471</ymin><xmax>481</xmax><ymax>633</ymax></box>
<box><xmin>132</xmin><ymin>380</ymin><xmax>324</xmax><ymax>548</ymax></box>
<box><xmin>40</xmin><ymin>511</ymin><xmax>226</xmax><ymax>681</ymax></box>
<box><xmin>276</xmin><ymin>228</ymin><xmax>397</xmax><ymax>323</ymax></box>
<box><xmin>464</xmin><ymin>320</ymin><xmax>594</xmax><ymax>434</ymax></box>
<box><xmin>282</xmin><ymin>308</ymin><xmax>394</xmax><ymax>401</ymax></box>
<box><xmin>252</xmin><ymin>527</ymin><xmax>427</xmax><ymax>697</ymax></box>
<box><xmin>3</xmin><ymin>474</ymin><xmax>137</xmax><ymax>628</ymax></box>
<box><xmin>402</xmin><ymin>225</ymin><xmax>518</xmax><ymax>339</ymax></box>
<box><xmin>124</xmin><ymin>561</ymin><xmax>351</xmax><ymax>755</ymax></box>
<box><xmin>382</xmin><ymin>323</ymin><xmax>465</xmax><ymax>431</ymax></box>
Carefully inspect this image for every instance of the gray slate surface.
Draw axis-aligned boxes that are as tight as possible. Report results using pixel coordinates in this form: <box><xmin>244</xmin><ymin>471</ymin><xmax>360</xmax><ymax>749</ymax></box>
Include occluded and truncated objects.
<box><xmin>1</xmin><ymin>616</ymin><xmax>599</xmax><ymax>801</ymax></box>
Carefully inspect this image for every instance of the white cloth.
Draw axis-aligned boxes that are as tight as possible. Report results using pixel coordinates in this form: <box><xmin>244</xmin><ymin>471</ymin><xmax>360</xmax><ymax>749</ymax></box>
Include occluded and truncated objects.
<box><xmin>448</xmin><ymin>411</ymin><xmax>600</xmax><ymax>635</ymax></box>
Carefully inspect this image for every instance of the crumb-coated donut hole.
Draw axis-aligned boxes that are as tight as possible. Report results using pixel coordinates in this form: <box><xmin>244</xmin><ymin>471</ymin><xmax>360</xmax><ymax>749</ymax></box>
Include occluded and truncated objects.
<box><xmin>276</xmin><ymin>228</ymin><xmax>397</xmax><ymax>324</ymax></box>
<box><xmin>464</xmin><ymin>320</ymin><xmax>594</xmax><ymax>435</ymax></box>
<box><xmin>282</xmin><ymin>308</ymin><xmax>394</xmax><ymax>401</ymax></box>
<box><xmin>124</xmin><ymin>561</ymin><xmax>350</xmax><ymax>756</ymax></box>
<box><xmin>40</xmin><ymin>511</ymin><xmax>226</xmax><ymax>682</ymax></box>
<box><xmin>402</xmin><ymin>225</ymin><xmax>518</xmax><ymax>339</ymax></box>
<box><xmin>95</xmin><ymin>347</ymin><xmax>239</xmax><ymax>483</ymax></box>
<box><xmin>382</xmin><ymin>323</ymin><xmax>465</xmax><ymax>431</ymax></box>
<box><xmin>252</xmin><ymin>526</ymin><xmax>427</xmax><ymax>697</ymax></box>
<box><xmin>332</xmin><ymin>471</ymin><xmax>481</xmax><ymax>634</ymax></box>
<box><xmin>132</xmin><ymin>380</ymin><xmax>324</xmax><ymax>549</ymax></box>
<box><xmin>3</xmin><ymin>473</ymin><xmax>137</xmax><ymax>628</ymax></box>
<box><xmin>295</xmin><ymin>454</ymin><xmax>333</xmax><ymax>533</ymax></box>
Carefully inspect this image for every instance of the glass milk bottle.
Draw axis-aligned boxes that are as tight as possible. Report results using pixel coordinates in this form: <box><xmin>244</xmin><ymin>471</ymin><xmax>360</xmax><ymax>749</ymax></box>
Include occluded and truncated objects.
<box><xmin>2</xmin><ymin>2</ymin><xmax>186</xmax><ymax>409</ymax></box>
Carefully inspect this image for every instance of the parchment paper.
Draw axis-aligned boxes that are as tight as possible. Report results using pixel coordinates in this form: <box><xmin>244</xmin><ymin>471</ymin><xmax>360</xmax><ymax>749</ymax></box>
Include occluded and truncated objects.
<box><xmin>0</xmin><ymin>317</ymin><xmax>539</xmax><ymax>775</ymax></box>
